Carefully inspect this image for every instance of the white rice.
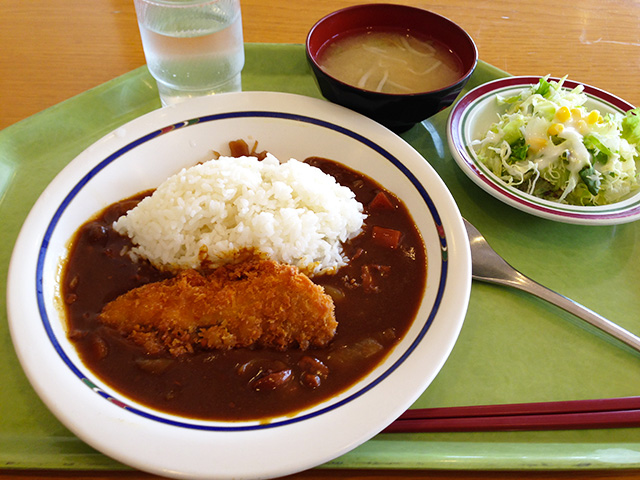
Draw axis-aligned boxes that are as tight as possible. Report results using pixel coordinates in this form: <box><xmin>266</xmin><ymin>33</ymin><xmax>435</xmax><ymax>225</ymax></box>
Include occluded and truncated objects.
<box><xmin>113</xmin><ymin>153</ymin><xmax>366</xmax><ymax>275</ymax></box>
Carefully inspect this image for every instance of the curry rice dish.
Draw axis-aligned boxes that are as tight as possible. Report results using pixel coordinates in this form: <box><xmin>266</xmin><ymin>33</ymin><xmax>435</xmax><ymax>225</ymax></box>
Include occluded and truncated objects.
<box><xmin>62</xmin><ymin>141</ymin><xmax>427</xmax><ymax>421</ymax></box>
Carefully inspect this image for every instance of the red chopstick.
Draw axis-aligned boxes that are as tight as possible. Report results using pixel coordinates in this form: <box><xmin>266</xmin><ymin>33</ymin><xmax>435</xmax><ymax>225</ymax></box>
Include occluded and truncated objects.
<box><xmin>384</xmin><ymin>397</ymin><xmax>640</xmax><ymax>432</ymax></box>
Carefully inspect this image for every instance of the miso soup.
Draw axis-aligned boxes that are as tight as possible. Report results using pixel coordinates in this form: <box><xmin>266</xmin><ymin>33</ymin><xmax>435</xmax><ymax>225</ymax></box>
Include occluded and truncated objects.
<box><xmin>317</xmin><ymin>28</ymin><xmax>463</xmax><ymax>94</ymax></box>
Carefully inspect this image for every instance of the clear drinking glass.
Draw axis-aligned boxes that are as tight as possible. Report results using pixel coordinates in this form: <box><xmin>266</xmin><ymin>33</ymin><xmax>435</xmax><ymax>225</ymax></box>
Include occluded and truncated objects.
<box><xmin>133</xmin><ymin>0</ymin><xmax>244</xmax><ymax>106</ymax></box>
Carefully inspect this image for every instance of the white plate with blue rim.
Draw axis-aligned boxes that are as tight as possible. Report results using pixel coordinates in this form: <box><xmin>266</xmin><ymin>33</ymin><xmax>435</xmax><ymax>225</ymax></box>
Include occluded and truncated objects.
<box><xmin>447</xmin><ymin>76</ymin><xmax>640</xmax><ymax>225</ymax></box>
<box><xmin>7</xmin><ymin>92</ymin><xmax>470</xmax><ymax>480</ymax></box>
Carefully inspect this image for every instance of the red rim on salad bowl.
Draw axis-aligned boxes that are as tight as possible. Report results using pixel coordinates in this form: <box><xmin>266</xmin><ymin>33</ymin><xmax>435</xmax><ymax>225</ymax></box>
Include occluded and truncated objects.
<box><xmin>447</xmin><ymin>76</ymin><xmax>640</xmax><ymax>225</ymax></box>
<box><xmin>306</xmin><ymin>4</ymin><xmax>478</xmax><ymax>133</ymax></box>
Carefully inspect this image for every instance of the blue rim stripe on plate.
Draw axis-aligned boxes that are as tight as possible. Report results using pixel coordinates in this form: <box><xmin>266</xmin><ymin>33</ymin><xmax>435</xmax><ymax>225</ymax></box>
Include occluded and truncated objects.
<box><xmin>36</xmin><ymin>110</ymin><xmax>448</xmax><ymax>432</ymax></box>
<box><xmin>448</xmin><ymin>76</ymin><xmax>640</xmax><ymax>223</ymax></box>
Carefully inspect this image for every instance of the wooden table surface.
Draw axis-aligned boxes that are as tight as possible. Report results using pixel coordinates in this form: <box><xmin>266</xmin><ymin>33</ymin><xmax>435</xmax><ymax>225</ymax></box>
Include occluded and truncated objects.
<box><xmin>2</xmin><ymin>0</ymin><xmax>640</xmax><ymax>479</ymax></box>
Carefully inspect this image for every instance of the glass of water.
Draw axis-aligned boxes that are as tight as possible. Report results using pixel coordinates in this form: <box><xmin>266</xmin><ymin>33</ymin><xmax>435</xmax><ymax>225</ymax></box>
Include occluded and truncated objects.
<box><xmin>133</xmin><ymin>0</ymin><xmax>244</xmax><ymax>106</ymax></box>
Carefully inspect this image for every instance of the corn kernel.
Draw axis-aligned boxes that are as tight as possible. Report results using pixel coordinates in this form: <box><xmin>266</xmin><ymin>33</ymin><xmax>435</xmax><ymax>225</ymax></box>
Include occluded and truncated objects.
<box><xmin>577</xmin><ymin>119</ymin><xmax>588</xmax><ymax>133</ymax></box>
<box><xmin>570</xmin><ymin>108</ymin><xmax>583</xmax><ymax>120</ymax></box>
<box><xmin>547</xmin><ymin>123</ymin><xmax>565</xmax><ymax>136</ymax></box>
<box><xmin>587</xmin><ymin>110</ymin><xmax>602</xmax><ymax>124</ymax></box>
<box><xmin>529</xmin><ymin>137</ymin><xmax>548</xmax><ymax>152</ymax></box>
<box><xmin>555</xmin><ymin>106</ymin><xmax>571</xmax><ymax>122</ymax></box>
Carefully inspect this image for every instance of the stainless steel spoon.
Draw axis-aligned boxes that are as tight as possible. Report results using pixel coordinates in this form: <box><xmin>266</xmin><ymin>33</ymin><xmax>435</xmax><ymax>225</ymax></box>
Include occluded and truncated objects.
<box><xmin>463</xmin><ymin>218</ymin><xmax>640</xmax><ymax>353</ymax></box>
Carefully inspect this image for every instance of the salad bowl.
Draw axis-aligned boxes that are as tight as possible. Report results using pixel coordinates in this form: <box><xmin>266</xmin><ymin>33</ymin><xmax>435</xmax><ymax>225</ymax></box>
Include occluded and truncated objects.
<box><xmin>447</xmin><ymin>76</ymin><xmax>640</xmax><ymax>225</ymax></box>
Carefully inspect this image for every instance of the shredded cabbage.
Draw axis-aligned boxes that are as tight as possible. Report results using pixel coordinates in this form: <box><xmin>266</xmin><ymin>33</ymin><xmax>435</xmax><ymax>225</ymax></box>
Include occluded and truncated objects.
<box><xmin>472</xmin><ymin>76</ymin><xmax>640</xmax><ymax>206</ymax></box>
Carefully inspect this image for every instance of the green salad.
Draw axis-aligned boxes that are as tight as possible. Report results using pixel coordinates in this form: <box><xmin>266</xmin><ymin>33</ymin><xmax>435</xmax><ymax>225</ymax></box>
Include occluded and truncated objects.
<box><xmin>473</xmin><ymin>76</ymin><xmax>640</xmax><ymax>205</ymax></box>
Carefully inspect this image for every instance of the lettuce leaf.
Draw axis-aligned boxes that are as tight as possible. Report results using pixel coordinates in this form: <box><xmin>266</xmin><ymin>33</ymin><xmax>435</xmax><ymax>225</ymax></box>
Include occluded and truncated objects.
<box><xmin>534</xmin><ymin>78</ymin><xmax>551</xmax><ymax>97</ymax></box>
<box><xmin>622</xmin><ymin>108</ymin><xmax>640</xmax><ymax>145</ymax></box>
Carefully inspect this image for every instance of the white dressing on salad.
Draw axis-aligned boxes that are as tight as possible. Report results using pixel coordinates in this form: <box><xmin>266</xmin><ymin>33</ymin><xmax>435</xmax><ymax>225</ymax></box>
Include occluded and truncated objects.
<box><xmin>473</xmin><ymin>76</ymin><xmax>640</xmax><ymax>206</ymax></box>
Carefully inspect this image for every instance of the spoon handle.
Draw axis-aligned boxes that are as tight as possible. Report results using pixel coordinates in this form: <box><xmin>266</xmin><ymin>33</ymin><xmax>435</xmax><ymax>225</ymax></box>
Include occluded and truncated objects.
<box><xmin>482</xmin><ymin>272</ymin><xmax>640</xmax><ymax>354</ymax></box>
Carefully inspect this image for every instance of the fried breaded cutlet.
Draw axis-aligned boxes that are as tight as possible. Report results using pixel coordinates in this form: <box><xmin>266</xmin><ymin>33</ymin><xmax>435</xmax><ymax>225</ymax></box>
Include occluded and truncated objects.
<box><xmin>98</xmin><ymin>259</ymin><xmax>337</xmax><ymax>357</ymax></box>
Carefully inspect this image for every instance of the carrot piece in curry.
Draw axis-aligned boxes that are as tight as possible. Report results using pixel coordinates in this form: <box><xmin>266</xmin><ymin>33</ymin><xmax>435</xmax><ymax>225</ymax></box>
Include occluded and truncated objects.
<box><xmin>371</xmin><ymin>225</ymin><xmax>402</xmax><ymax>249</ymax></box>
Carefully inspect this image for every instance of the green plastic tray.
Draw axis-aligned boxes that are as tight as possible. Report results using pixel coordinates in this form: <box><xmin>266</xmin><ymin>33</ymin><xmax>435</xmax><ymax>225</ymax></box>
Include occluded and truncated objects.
<box><xmin>1</xmin><ymin>43</ymin><xmax>639</xmax><ymax>472</ymax></box>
